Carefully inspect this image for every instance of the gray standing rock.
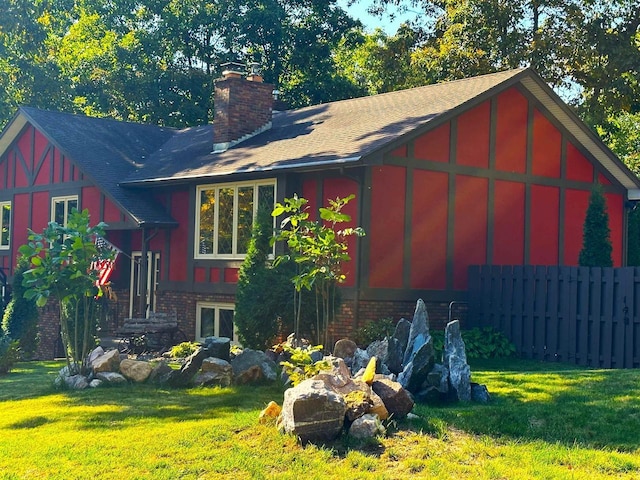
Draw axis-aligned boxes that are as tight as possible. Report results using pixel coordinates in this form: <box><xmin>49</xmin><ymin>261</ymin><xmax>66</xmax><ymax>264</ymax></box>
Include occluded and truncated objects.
<box><xmin>64</xmin><ymin>374</ymin><xmax>89</xmax><ymax>390</ymax></box>
<box><xmin>403</xmin><ymin>299</ymin><xmax>430</xmax><ymax>367</ymax></box>
<box><xmin>87</xmin><ymin>346</ymin><xmax>105</xmax><ymax>365</ymax></box>
<box><xmin>91</xmin><ymin>348</ymin><xmax>121</xmax><ymax>373</ymax></box>
<box><xmin>371</xmin><ymin>378</ymin><xmax>414</xmax><ymax>418</ymax></box>
<box><xmin>120</xmin><ymin>359</ymin><xmax>153</xmax><ymax>383</ymax></box>
<box><xmin>203</xmin><ymin>336</ymin><xmax>231</xmax><ymax>361</ymax></box>
<box><xmin>350</xmin><ymin>348</ymin><xmax>370</xmax><ymax>375</ymax></box>
<box><xmin>147</xmin><ymin>360</ymin><xmax>174</xmax><ymax>384</ymax></box>
<box><xmin>386</xmin><ymin>337</ymin><xmax>404</xmax><ymax>375</ymax></box>
<box><xmin>280</xmin><ymin>379</ymin><xmax>347</xmax><ymax>443</ymax></box>
<box><xmin>231</xmin><ymin>349</ymin><xmax>277</xmax><ymax>384</ymax></box>
<box><xmin>398</xmin><ymin>338</ymin><xmax>435</xmax><ymax>393</ymax></box>
<box><xmin>444</xmin><ymin>320</ymin><xmax>471</xmax><ymax>402</ymax></box>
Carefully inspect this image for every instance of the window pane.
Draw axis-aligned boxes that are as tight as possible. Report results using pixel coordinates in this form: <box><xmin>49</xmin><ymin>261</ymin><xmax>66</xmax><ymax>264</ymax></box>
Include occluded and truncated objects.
<box><xmin>68</xmin><ymin>199</ymin><xmax>78</xmax><ymax>220</ymax></box>
<box><xmin>217</xmin><ymin>187</ymin><xmax>234</xmax><ymax>255</ymax></box>
<box><xmin>54</xmin><ymin>200</ymin><xmax>65</xmax><ymax>224</ymax></box>
<box><xmin>236</xmin><ymin>186</ymin><xmax>254</xmax><ymax>255</ymax></box>
<box><xmin>258</xmin><ymin>184</ymin><xmax>275</xmax><ymax>212</ymax></box>
<box><xmin>200</xmin><ymin>307</ymin><xmax>215</xmax><ymax>338</ymax></box>
<box><xmin>199</xmin><ymin>189</ymin><xmax>215</xmax><ymax>254</ymax></box>
<box><xmin>218</xmin><ymin>309</ymin><xmax>235</xmax><ymax>339</ymax></box>
<box><xmin>0</xmin><ymin>204</ymin><xmax>9</xmax><ymax>246</ymax></box>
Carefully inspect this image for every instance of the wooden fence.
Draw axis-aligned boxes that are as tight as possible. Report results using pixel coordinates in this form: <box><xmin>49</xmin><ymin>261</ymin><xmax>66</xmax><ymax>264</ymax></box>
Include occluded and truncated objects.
<box><xmin>467</xmin><ymin>265</ymin><xmax>640</xmax><ymax>368</ymax></box>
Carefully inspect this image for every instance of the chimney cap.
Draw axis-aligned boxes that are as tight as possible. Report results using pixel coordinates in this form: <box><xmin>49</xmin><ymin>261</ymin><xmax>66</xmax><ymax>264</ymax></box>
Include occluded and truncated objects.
<box><xmin>221</xmin><ymin>61</ymin><xmax>245</xmax><ymax>79</ymax></box>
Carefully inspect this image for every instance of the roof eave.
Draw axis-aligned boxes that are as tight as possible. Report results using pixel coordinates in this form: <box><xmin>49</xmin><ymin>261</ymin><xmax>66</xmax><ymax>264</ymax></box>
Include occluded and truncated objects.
<box><xmin>120</xmin><ymin>156</ymin><xmax>363</xmax><ymax>187</ymax></box>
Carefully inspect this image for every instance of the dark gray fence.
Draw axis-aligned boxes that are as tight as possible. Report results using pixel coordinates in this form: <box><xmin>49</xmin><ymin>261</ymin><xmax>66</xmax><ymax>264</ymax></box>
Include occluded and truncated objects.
<box><xmin>467</xmin><ymin>265</ymin><xmax>640</xmax><ymax>368</ymax></box>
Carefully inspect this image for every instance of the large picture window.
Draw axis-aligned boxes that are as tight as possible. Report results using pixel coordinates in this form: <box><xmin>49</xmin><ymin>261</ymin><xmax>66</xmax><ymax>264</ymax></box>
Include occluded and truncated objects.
<box><xmin>51</xmin><ymin>195</ymin><xmax>78</xmax><ymax>226</ymax></box>
<box><xmin>196</xmin><ymin>180</ymin><xmax>275</xmax><ymax>259</ymax></box>
<box><xmin>0</xmin><ymin>201</ymin><xmax>11</xmax><ymax>249</ymax></box>
<box><xmin>196</xmin><ymin>302</ymin><xmax>237</xmax><ymax>343</ymax></box>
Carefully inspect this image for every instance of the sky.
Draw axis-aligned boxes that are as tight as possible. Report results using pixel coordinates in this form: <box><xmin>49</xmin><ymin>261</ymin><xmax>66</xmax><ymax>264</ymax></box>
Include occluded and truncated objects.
<box><xmin>337</xmin><ymin>0</ymin><xmax>417</xmax><ymax>34</ymax></box>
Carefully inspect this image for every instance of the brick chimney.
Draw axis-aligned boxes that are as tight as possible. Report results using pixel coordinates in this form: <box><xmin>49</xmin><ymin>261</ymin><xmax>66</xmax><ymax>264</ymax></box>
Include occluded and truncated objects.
<box><xmin>213</xmin><ymin>62</ymin><xmax>274</xmax><ymax>153</ymax></box>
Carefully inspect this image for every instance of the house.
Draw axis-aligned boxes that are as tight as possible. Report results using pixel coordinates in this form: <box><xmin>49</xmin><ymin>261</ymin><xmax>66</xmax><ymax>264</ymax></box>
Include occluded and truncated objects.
<box><xmin>1</xmin><ymin>66</ymin><xmax>639</xmax><ymax>359</ymax></box>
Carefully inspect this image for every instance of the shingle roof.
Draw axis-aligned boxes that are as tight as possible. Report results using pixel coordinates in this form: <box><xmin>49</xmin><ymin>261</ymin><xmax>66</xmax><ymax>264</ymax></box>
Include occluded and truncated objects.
<box><xmin>122</xmin><ymin>68</ymin><xmax>528</xmax><ymax>185</ymax></box>
<box><xmin>17</xmin><ymin>107</ymin><xmax>177</xmax><ymax>226</ymax></box>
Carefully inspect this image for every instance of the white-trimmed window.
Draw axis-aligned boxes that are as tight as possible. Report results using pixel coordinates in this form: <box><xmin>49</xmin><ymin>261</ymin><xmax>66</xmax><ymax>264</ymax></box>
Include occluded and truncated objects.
<box><xmin>51</xmin><ymin>195</ymin><xmax>78</xmax><ymax>226</ymax></box>
<box><xmin>0</xmin><ymin>201</ymin><xmax>11</xmax><ymax>249</ymax></box>
<box><xmin>195</xmin><ymin>180</ymin><xmax>275</xmax><ymax>259</ymax></box>
<box><xmin>196</xmin><ymin>302</ymin><xmax>237</xmax><ymax>343</ymax></box>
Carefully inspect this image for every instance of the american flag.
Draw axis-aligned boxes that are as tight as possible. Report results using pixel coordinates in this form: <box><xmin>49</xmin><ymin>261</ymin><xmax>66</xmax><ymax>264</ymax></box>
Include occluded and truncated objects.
<box><xmin>92</xmin><ymin>236</ymin><xmax>120</xmax><ymax>286</ymax></box>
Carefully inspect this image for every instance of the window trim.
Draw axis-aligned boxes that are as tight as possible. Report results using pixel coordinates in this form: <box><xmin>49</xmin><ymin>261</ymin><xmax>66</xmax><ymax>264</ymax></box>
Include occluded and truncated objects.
<box><xmin>0</xmin><ymin>201</ymin><xmax>11</xmax><ymax>250</ymax></box>
<box><xmin>195</xmin><ymin>302</ymin><xmax>238</xmax><ymax>343</ymax></box>
<box><xmin>51</xmin><ymin>195</ymin><xmax>79</xmax><ymax>226</ymax></box>
<box><xmin>195</xmin><ymin>179</ymin><xmax>276</xmax><ymax>260</ymax></box>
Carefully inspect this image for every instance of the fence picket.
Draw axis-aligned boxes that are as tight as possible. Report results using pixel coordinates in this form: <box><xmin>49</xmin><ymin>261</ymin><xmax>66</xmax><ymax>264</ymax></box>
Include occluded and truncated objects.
<box><xmin>576</xmin><ymin>267</ymin><xmax>590</xmax><ymax>366</ymax></box>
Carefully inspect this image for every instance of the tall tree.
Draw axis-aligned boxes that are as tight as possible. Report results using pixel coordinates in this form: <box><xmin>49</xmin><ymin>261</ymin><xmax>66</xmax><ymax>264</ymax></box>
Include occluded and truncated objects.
<box><xmin>579</xmin><ymin>186</ymin><xmax>613</xmax><ymax>267</ymax></box>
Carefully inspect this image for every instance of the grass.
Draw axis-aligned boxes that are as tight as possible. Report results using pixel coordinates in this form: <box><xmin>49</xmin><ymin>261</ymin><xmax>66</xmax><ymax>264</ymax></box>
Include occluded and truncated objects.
<box><xmin>0</xmin><ymin>359</ymin><xmax>639</xmax><ymax>479</ymax></box>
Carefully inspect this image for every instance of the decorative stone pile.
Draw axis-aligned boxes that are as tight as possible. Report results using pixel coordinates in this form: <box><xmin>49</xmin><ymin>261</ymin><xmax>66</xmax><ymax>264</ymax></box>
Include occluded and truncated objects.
<box><xmin>54</xmin><ymin>336</ymin><xmax>278</xmax><ymax>390</ymax></box>
<box><xmin>274</xmin><ymin>299</ymin><xmax>490</xmax><ymax>443</ymax></box>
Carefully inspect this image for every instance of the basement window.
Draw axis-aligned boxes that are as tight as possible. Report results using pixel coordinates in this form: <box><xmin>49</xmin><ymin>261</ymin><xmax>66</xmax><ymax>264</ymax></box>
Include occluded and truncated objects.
<box><xmin>195</xmin><ymin>180</ymin><xmax>275</xmax><ymax>259</ymax></box>
<box><xmin>196</xmin><ymin>302</ymin><xmax>237</xmax><ymax>343</ymax></box>
<box><xmin>0</xmin><ymin>201</ymin><xmax>11</xmax><ymax>249</ymax></box>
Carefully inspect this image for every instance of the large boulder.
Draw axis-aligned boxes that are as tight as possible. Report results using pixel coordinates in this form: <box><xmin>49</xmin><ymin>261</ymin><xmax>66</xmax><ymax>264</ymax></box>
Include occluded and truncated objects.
<box><xmin>91</xmin><ymin>349</ymin><xmax>121</xmax><ymax>374</ymax></box>
<box><xmin>119</xmin><ymin>359</ymin><xmax>153</xmax><ymax>383</ymax></box>
<box><xmin>280</xmin><ymin>379</ymin><xmax>347</xmax><ymax>443</ymax></box>
<box><xmin>148</xmin><ymin>360</ymin><xmax>174</xmax><ymax>384</ymax></box>
<box><xmin>444</xmin><ymin>320</ymin><xmax>471</xmax><ymax>402</ymax></box>
<box><xmin>193</xmin><ymin>357</ymin><xmax>233</xmax><ymax>386</ymax></box>
<box><xmin>371</xmin><ymin>378</ymin><xmax>414</xmax><ymax>418</ymax></box>
<box><xmin>231</xmin><ymin>349</ymin><xmax>277</xmax><ymax>384</ymax></box>
<box><xmin>203</xmin><ymin>336</ymin><xmax>231</xmax><ymax>362</ymax></box>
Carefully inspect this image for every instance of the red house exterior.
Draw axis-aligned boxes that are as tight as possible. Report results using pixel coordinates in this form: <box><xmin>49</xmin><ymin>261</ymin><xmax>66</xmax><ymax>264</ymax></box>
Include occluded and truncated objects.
<box><xmin>1</xmin><ymin>67</ymin><xmax>638</xmax><ymax>359</ymax></box>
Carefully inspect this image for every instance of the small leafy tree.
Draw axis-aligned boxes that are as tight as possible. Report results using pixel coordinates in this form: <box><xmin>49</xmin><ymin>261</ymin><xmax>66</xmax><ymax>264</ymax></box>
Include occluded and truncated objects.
<box><xmin>272</xmin><ymin>194</ymin><xmax>365</xmax><ymax>347</ymax></box>
<box><xmin>19</xmin><ymin>209</ymin><xmax>116</xmax><ymax>373</ymax></box>
<box><xmin>579</xmin><ymin>186</ymin><xmax>613</xmax><ymax>267</ymax></box>
<box><xmin>1</xmin><ymin>256</ymin><xmax>39</xmax><ymax>358</ymax></box>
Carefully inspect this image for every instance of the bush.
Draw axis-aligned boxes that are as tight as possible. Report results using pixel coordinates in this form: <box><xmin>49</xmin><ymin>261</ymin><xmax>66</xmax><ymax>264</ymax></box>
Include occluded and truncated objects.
<box><xmin>432</xmin><ymin>326</ymin><xmax>515</xmax><ymax>359</ymax></box>
<box><xmin>170</xmin><ymin>341</ymin><xmax>200</xmax><ymax>358</ymax></box>
<box><xmin>353</xmin><ymin>317</ymin><xmax>396</xmax><ymax>346</ymax></box>
<box><xmin>278</xmin><ymin>343</ymin><xmax>330</xmax><ymax>386</ymax></box>
<box><xmin>0</xmin><ymin>336</ymin><xmax>20</xmax><ymax>374</ymax></box>
<box><xmin>2</xmin><ymin>257</ymin><xmax>39</xmax><ymax>358</ymax></box>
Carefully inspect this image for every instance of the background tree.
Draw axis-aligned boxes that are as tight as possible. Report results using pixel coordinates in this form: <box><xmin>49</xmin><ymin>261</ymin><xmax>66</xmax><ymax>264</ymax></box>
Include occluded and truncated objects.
<box><xmin>19</xmin><ymin>209</ymin><xmax>116</xmax><ymax>373</ymax></box>
<box><xmin>1</xmin><ymin>256</ymin><xmax>39</xmax><ymax>359</ymax></box>
<box><xmin>579</xmin><ymin>186</ymin><xmax>613</xmax><ymax>267</ymax></box>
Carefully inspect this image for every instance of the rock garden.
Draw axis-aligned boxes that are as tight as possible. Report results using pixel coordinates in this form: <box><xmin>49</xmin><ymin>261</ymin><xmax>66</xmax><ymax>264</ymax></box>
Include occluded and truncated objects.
<box><xmin>57</xmin><ymin>298</ymin><xmax>490</xmax><ymax>444</ymax></box>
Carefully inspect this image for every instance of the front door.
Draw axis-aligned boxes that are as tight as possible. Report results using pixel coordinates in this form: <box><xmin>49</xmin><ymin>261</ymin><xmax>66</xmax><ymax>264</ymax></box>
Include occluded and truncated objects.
<box><xmin>129</xmin><ymin>251</ymin><xmax>160</xmax><ymax>318</ymax></box>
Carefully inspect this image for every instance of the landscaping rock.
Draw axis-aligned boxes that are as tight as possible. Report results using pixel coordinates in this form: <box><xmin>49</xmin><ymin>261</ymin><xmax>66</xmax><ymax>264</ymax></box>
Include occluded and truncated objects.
<box><xmin>203</xmin><ymin>336</ymin><xmax>231</xmax><ymax>361</ymax></box>
<box><xmin>350</xmin><ymin>348</ymin><xmax>370</xmax><ymax>375</ymax></box>
<box><xmin>89</xmin><ymin>379</ymin><xmax>103</xmax><ymax>388</ymax></box>
<box><xmin>369</xmin><ymin>390</ymin><xmax>389</xmax><ymax>420</ymax></box>
<box><xmin>87</xmin><ymin>346</ymin><xmax>105</xmax><ymax>365</ymax></box>
<box><xmin>349</xmin><ymin>413</ymin><xmax>384</xmax><ymax>439</ymax></box>
<box><xmin>333</xmin><ymin>338</ymin><xmax>357</xmax><ymax>359</ymax></box>
<box><xmin>343</xmin><ymin>388</ymin><xmax>373</xmax><ymax>422</ymax></box>
<box><xmin>168</xmin><ymin>347</ymin><xmax>210</xmax><ymax>387</ymax></box>
<box><xmin>444</xmin><ymin>320</ymin><xmax>471</xmax><ymax>402</ymax></box>
<box><xmin>198</xmin><ymin>357</ymin><xmax>234</xmax><ymax>386</ymax></box>
<box><xmin>148</xmin><ymin>360</ymin><xmax>173</xmax><ymax>384</ymax></box>
<box><xmin>471</xmin><ymin>383</ymin><xmax>491</xmax><ymax>404</ymax></box>
<box><xmin>403</xmin><ymin>299</ymin><xmax>430</xmax><ymax>366</ymax></box>
<box><xmin>371</xmin><ymin>378</ymin><xmax>414</xmax><ymax>418</ymax></box>
<box><xmin>398</xmin><ymin>338</ymin><xmax>435</xmax><ymax>393</ymax></box>
<box><xmin>280</xmin><ymin>379</ymin><xmax>347</xmax><ymax>443</ymax></box>
<box><xmin>95</xmin><ymin>371</ymin><xmax>128</xmax><ymax>385</ymax></box>
<box><xmin>259</xmin><ymin>401</ymin><xmax>282</xmax><ymax>424</ymax></box>
<box><xmin>231</xmin><ymin>349</ymin><xmax>277</xmax><ymax>384</ymax></box>
<box><xmin>64</xmin><ymin>374</ymin><xmax>89</xmax><ymax>390</ymax></box>
<box><xmin>91</xmin><ymin>348</ymin><xmax>121</xmax><ymax>374</ymax></box>
<box><xmin>120</xmin><ymin>359</ymin><xmax>153</xmax><ymax>383</ymax></box>
<box><xmin>386</xmin><ymin>336</ymin><xmax>404</xmax><ymax>375</ymax></box>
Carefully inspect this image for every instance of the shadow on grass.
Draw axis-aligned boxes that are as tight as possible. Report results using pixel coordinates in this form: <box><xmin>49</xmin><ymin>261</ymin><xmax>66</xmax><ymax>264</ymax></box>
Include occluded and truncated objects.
<box><xmin>412</xmin><ymin>359</ymin><xmax>640</xmax><ymax>452</ymax></box>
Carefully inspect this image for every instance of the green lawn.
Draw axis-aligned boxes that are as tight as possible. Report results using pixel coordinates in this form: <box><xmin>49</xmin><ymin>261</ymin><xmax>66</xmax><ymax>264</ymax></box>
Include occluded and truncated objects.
<box><xmin>0</xmin><ymin>359</ymin><xmax>639</xmax><ymax>479</ymax></box>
